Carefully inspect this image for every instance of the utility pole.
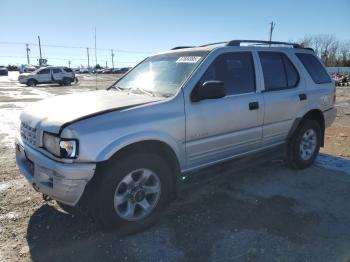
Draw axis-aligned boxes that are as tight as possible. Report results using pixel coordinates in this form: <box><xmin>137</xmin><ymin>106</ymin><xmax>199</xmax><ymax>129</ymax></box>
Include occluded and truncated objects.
<box><xmin>94</xmin><ymin>27</ymin><xmax>98</xmax><ymax>90</ymax></box>
<box><xmin>94</xmin><ymin>28</ymin><xmax>97</xmax><ymax>69</ymax></box>
<box><xmin>111</xmin><ymin>49</ymin><xmax>115</xmax><ymax>69</ymax></box>
<box><xmin>25</xmin><ymin>44</ymin><xmax>30</xmax><ymax>64</ymax></box>
<box><xmin>38</xmin><ymin>36</ymin><xmax>42</xmax><ymax>61</ymax></box>
<box><xmin>268</xmin><ymin>21</ymin><xmax>276</xmax><ymax>46</ymax></box>
<box><xmin>68</xmin><ymin>60</ymin><xmax>71</xmax><ymax>68</ymax></box>
<box><xmin>86</xmin><ymin>47</ymin><xmax>90</xmax><ymax>70</ymax></box>
<box><xmin>105</xmin><ymin>61</ymin><xmax>108</xmax><ymax>69</ymax></box>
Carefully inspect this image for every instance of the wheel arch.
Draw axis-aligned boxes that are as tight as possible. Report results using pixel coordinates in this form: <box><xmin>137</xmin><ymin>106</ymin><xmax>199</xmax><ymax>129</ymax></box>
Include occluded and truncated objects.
<box><xmin>96</xmin><ymin>139</ymin><xmax>182</xmax><ymax>196</ymax></box>
<box><xmin>288</xmin><ymin>109</ymin><xmax>325</xmax><ymax>146</ymax></box>
<box><xmin>27</xmin><ymin>78</ymin><xmax>37</xmax><ymax>84</ymax></box>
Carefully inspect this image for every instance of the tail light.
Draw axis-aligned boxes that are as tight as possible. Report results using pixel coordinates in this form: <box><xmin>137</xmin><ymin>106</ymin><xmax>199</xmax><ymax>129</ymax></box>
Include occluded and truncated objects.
<box><xmin>333</xmin><ymin>94</ymin><xmax>336</xmax><ymax>105</ymax></box>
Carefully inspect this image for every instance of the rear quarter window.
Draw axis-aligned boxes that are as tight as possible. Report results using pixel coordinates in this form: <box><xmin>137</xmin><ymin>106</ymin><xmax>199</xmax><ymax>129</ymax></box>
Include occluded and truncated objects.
<box><xmin>64</xmin><ymin>68</ymin><xmax>73</xmax><ymax>73</ymax></box>
<box><xmin>295</xmin><ymin>53</ymin><xmax>331</xmax><ymax>84</ymax></box>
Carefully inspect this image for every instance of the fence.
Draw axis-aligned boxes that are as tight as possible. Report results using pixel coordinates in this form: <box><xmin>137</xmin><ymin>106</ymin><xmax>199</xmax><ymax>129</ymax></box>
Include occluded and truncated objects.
<box><xmin>327</xmin><ymin>67</ymin><xmax>350</xmax><ymax>75</ymax></box>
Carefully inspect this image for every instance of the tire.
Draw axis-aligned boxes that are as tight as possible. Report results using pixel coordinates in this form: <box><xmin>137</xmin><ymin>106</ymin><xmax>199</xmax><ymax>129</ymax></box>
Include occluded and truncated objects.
<box><xmin>91</xmin><ymin>153</ymin><xmax>174</xmax><ymax>234</ymax></box>
<box><xmin>62</xmin><ymin>78</ymin><xmax>71</xmax><ymax>86</ymax></box>
<box><xmin>57</xmin><ymin>201</ymin><xmax>79</xmax><ymax>215</ymax></box>
<box><xmin>27</xmin><ymin>79</ymin><xmax>37</xmax><ymax>87</ymax></box>
<box><xmin>286</xmin><ymin>119</ymin><xmax>321</xmax><ymax>169</ymax></box>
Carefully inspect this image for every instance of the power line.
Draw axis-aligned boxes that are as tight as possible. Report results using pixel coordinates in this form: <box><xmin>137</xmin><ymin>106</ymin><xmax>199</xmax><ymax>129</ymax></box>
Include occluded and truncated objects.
<box><xmin>0</xmin><ymin>41</ymin><xmax>156</xmax><ymax>54</ymax></box>
<box><xmin>0</xmin><ymin>55</ymin><xmax>138</xmax><ymax>64</ymax></box>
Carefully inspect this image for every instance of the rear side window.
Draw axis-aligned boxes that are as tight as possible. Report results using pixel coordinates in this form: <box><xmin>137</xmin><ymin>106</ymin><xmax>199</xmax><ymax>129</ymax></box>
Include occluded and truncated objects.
<box><xmin>201</xmin><ymin>52</ymin><xmax>256</xmax><ymax>95</ymax></box>
<box><xmin>296</xmin><ymin>53</ymin><xmax>331</xmax><ymax>84</ymax></box>
<box><xmin>52</xmin><ymin>68</ymin><xmax>61</xmax><ymax>73</ymax></box>
<box><xmin>259</xmin><ymin>52</ymin><xmax>299</xmax><ymax>91</ymax></box>
<box><xmin>64</xmin><ymin>68</ymin><xmax>73</xmax><ymax>72</ymax></box>
<box><xmin>37</xmin><ymin>68</ymin><xmax>50</xmax><ymax>74</ymax></box>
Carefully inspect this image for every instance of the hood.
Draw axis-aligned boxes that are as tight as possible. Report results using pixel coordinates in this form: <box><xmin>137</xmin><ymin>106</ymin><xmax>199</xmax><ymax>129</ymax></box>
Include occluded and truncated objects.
<box><xmin>20</xmin><ymin>90</ymin><xmax>161</xmax><ymax>133</ymax></box>
<box><xmin>19</xmin><ymin>73</ymin><xmax>32</xmax><ymax>77</ymax></box>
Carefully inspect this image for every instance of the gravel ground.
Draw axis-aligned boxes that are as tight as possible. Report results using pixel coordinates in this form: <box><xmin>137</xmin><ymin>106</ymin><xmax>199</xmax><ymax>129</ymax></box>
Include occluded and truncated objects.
<box><xmin>0</xmin><ymin>72</ymin><xmax>350</xmax><ymax>262</ymax></box>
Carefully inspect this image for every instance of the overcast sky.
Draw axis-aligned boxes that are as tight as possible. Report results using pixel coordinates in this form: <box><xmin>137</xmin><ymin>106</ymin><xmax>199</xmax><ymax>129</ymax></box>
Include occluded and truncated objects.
<box><xmin>1</xmin><ymin>0</ymin><xmax>349</xmax><ymax>67</ymax></box>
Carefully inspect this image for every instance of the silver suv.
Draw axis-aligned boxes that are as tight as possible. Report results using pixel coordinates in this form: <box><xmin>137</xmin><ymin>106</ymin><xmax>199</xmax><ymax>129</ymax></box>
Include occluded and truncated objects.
<box><xmin>18</xmin><ymin>66</ymin><xmax>75</xmax><ymax>86</ymax></box>
<box><xmin>15</xmin><ymin>40</ymin><xmax>336</xmax><ymax>233</ymax></box>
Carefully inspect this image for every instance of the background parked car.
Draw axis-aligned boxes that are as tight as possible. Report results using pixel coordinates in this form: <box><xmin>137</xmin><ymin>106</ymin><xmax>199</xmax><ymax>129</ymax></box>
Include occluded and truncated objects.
<box><xmin>18</xmin><ymin>66</ymin><xmax>76</xmax><ymax>86</ymax></box>
<box><xmin>0</xmin><ymin>66</ymin><xmax>8</xmax><ymax>76</ymax></box>
<box><xmin>112</xmin><ymin>67</ymin><xmax>131</xmax><ymax>74</ymax></box>
<box><xmin>7</xmin><ymin>65</ymin><xmax>18</xmax><ymax>71</ymax></box>
<box><xmin>102</xmin><ymin>68</ymin><xmax>113</xmax><ymax>74</ymax></box>
<box><xmin>19</xmin><ymin>64</ymin><xmax>38</xmax><ymax>73</ymax></box>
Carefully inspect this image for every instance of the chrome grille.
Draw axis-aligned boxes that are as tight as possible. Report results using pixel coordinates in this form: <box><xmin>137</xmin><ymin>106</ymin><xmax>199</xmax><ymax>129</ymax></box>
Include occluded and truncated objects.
<box><xmin>20</xmin><ymin>122</ymin><xmax>37</xmax><ymax>146</ymax></box>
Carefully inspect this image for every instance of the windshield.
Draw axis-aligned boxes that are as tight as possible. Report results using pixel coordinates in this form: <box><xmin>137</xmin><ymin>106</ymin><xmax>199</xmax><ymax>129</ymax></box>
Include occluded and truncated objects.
<box><xmin>112</xmin><ymin>51</ymin><xmax>208</xmax><ymax>97</ymax></box>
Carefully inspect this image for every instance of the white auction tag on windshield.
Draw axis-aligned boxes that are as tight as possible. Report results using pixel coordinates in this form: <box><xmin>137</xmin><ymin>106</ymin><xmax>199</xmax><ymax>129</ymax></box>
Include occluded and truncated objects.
<box><xmin>176</xmin><ymin>56</ymin><xmax>201</xmax><ymax>63</ymax></box>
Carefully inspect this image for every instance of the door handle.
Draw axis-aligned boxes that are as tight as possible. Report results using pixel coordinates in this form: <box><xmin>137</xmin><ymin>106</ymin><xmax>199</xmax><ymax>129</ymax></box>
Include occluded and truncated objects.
<box><xmin>299</xmin><ymin>94</ymin><xmax>307</xmax><ymax>101</ymax></box>
<box><xmin>249</xmin><ymin>102</ymin><xmax>259</xmax><ymax>110</ymax></box>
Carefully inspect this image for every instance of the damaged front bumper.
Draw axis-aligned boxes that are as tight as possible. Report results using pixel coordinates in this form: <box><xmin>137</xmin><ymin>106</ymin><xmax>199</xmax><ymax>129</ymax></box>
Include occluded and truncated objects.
<box><xmin>15</xmin><ymin>136</ymin><xmax>96</xmax><ymax>206</ymax></box>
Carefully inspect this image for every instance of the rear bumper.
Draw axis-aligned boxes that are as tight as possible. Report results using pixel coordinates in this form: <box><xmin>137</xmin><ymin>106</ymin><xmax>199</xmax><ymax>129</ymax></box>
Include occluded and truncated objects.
<box><xmin>324</xmin><ymin>107</ymin><xmax>337</xmax><ymax>128</ymax></box>
<box><xmin>15</xmin><ymin>136</ymin><xmax>96</xmax><ymax>206</ymax></box>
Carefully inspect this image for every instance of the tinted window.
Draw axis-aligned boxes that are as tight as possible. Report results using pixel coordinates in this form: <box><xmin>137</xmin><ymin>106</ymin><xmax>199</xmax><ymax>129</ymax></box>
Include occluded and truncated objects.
<box><xmin>283</xmin><ymin>55</ymin><xmax>299</xmax><ymax>87</ymax></box>
<box><xmin>259</xmin><ymin>52</ymin><xmax>299</xmax><ymax>91</ymax></box>
<box><xmin>64</xmin><ymin>68</ymin><xmax>73</xmax><ymax>72</ymax></box>
<box><xmin>38</xmin><ymin>68</ymin><xmax>50</xmax><ymax>74</ymax></box>
<box><xmin>201</xmin><ymin>52</ymin><xmax>255</xmax><ymax>95</ymax></box>
<box><xmin>259</xmin><ymin>53</ymin><xmax>286</xmax><ymax>90</ymax></box>
<box><xmin>296</xmin><ymin>53</ymin><xmax>331</xmax><ymax>84</ymax></box>
<box><xmin>52</xmin><ymin>68</ymin><xmax>61</xmax><ymax>73</ymax></box>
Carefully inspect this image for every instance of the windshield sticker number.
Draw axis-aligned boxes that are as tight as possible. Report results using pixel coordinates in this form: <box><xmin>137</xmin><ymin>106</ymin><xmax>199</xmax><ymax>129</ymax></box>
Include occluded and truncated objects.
<box><xmin>176</xmin><ymin>56</ymin><xmax>201</xmax><ymax>63</ymax></box>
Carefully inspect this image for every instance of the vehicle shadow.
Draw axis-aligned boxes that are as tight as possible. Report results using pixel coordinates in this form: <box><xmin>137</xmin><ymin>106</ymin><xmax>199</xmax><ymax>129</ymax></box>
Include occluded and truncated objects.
<box><xmin>26</xmin><ymin>153</ymin><xmax>350</xmax><ymax>262</ymax></box>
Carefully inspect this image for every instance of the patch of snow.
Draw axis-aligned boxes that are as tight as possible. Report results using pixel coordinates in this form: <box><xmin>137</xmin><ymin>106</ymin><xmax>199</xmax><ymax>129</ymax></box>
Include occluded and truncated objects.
<box><xmin>0</xmin><ymin>212</ymin><xmax>19</xmax><ymax>221</ymax></box>
<box><xmin>316</xmin><ymin>153</ymin><xmax>350</xmax><ymax>175</ymax></box>
<box><xmin>0</xmin><ymin>106</ymin><xmax>22</xmax><ymax>148</ymax></box>
<box><xmin>0</xmin><ymin>182</ymin><xmax>10</xmax><ymax>192</ymax></box>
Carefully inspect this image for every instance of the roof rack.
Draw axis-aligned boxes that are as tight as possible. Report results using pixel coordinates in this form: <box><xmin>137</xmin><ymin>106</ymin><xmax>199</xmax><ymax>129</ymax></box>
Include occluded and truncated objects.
<box><xmin>199</xmin><ymin>42</ymin><xmax>228</xmax><ymax>47</ymax></box>
<box><xmin>170</xmin><ymin>40</ymin><xmax>311</xmax><ymax>51</ymax></box>
<box><xmin>226</xmin><ymin>40</ymin><xmax>302</xmax><ymax>48</ymax></box>
<box><xmin>171</xmin><ymin>46</ymin><xmax>194</xmax><ymax>50</ymax></box>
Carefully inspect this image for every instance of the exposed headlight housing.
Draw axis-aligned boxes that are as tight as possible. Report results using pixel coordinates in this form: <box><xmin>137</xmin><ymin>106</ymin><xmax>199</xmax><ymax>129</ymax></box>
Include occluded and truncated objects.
<box><xmin>43</xmin><ymin>132</ymin><xmax>78</xmax><ymax>158</ymax></box>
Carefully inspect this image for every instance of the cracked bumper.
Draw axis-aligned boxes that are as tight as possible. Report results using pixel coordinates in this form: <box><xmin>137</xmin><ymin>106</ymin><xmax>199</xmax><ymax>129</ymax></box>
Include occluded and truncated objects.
<box><xmin>15</xmin><ymin>136</ymin><xmax>96</xmax><ymax>206</ymax></box>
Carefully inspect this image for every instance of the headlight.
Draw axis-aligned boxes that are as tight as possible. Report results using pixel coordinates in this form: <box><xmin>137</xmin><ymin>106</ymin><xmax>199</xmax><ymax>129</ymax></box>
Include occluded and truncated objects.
<box><xmin>43</xmin><ymin>132</ymin><xmax>78</xmax><ymax>158</ymax></box>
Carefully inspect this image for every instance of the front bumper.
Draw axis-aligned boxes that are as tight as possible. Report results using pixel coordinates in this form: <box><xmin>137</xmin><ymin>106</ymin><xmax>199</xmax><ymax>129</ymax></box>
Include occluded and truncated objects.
<box><xmin>324</xmin><ymin>107</ymin><xmax>337</xmax><ymax>128</ymax></box>
<box><xmin>15</xmin><ymin>136</ymin><xmax>96</xmax><ymax>206</ymax></box>
<box><xmin>18</xmin><ymin>78</ymin><xmax>28</xmax><ymax>84</ymax></box>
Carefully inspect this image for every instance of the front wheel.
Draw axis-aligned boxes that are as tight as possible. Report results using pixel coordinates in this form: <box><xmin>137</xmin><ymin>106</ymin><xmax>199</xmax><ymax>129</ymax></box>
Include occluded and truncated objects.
<box><xmin>286</xmin><ymin>120</ymin><xmax>321</xmax><ymax>169</ymax></box>
<box><xmin>27</xmin><ymin>79</ymin><xmax>37</xmax><ymax>87</ymax></box>
<box><xmin>91</xmin><ymin>153</ymin><xmax>174</xmax><ymax>234</ymax></box>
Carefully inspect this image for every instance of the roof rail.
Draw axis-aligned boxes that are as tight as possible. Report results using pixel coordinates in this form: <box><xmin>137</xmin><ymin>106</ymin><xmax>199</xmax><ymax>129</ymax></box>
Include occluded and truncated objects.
<box><xmin>199</xmin><ymin>41</ymin><xmax>228</xmax><ymax>47</ymax></box>
<box><xmin>171</xmin><ymin>46</ymin><xmax>194</xmax><ymax>50</ymax></box>
<box><xmin>226</xmin><ymin>40</ymin><xmax>302</xmax><ymax>48</ymax></box>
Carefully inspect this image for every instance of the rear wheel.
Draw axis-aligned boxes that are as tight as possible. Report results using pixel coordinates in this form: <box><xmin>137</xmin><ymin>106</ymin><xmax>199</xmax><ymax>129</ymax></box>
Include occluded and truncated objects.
<box><xmin>91</xmin><ymin>153</ymin><xmax>174</xmax><ymax>234</ymax></box>
<box><xmin>62</xmin><ymin>77</ymin><xmax>71</xmax><ymax>86</ymax></box>
<box><xmin>286</xmin><ymin>120</ymin><xmax>321</xmax><ymax>169</ymax></box>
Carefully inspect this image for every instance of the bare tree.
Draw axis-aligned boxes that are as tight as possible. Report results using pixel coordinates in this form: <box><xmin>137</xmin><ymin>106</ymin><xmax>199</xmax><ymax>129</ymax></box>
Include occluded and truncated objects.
<box><xmin>299</xmin><ymin>35</ymin><xmax>350</xmax><ymax>67</ymax></box>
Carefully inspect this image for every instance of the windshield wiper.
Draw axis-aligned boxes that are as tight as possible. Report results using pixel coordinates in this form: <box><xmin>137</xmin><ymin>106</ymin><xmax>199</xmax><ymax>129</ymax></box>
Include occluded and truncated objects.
<box><xmin>129</xmin><ymin>87</ymin><xmax>155</xmax><ymax>97</ymax></box>
<box><xmin>111</xmin><ymin>86</ymin><xmax>128</xmax><ymax>91</ymax></box>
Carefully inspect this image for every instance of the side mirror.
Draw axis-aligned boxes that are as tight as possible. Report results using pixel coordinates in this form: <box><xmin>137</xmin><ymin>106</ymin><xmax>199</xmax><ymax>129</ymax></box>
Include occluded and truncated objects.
<box><xmin>191</xmin><ymin>80</ymin><xmax>226</xmax><ymax>102</ymax></box>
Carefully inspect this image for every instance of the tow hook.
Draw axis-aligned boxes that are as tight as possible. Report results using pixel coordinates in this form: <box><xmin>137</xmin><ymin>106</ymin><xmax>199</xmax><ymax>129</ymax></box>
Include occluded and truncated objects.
<box><xmin>42</xmin><ymin>194</ymin><xmax>52</xmax><ymax>201</ymax></box>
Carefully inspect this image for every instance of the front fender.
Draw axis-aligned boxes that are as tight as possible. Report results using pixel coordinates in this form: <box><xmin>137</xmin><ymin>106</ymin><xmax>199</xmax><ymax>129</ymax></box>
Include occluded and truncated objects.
<box><xmin>96</xmin><ymin>131</ymin><xmax>185</xmax><ymax>168</ymax></box>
